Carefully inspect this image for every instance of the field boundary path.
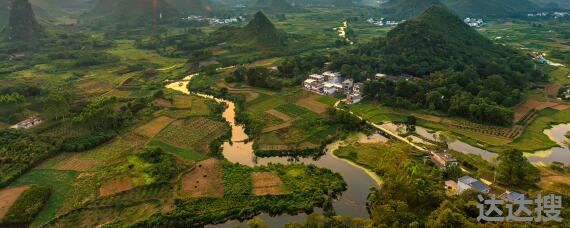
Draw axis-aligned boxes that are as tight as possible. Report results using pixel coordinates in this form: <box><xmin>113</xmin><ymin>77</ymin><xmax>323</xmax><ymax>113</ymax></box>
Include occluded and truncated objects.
<box><xmin>335</xmin><ymin>101</ymin><xmax>427</xmax><ymax>152</ymax></box>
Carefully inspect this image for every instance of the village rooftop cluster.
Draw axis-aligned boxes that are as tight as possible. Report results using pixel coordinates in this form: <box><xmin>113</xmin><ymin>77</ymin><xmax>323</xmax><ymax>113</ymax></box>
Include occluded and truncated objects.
<box><xmin>303</xmin><ymin>71</ymin><xmax>364</xmax><ymax>104</ymax></box>
<box><xmin>464</xmin><ymin>18</ymin><xmax>484</xmax><ymax>27</ymax></box>
<box><xmin>428</xmin><ymin>150</ymin><xmax>524</xmax><ymax>204</ymax></box>
<box><xmin>527</xmin><ymin>12</ymin><xmax>569</xmax><ymax>19</ymax></box>
<box><xmin>366</xmin><ymin>18</ymin><xmax>403</xmax><ymax>26</ymax></box>
<box><xmin>182</xmin><ymin>15</ymin><xmax>243</xmax><ymax>25</ymax></box>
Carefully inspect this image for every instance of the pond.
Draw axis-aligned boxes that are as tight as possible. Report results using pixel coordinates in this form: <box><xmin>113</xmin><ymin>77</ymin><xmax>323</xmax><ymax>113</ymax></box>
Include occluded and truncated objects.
<box><xmin>414</xmin><ymin>123</ymin><xmax>570</xmax><ymax>164</ymax></box>
<box><xmin>525</xmin><ymin>123</ymin><xmax>570</xmax><ymax>164</ymax></box>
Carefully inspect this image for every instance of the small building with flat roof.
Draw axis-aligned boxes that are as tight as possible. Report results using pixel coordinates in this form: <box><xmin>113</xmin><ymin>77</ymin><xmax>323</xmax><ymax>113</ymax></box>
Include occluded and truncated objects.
<box><xmin>457</xmin><ymin>176</ymin><xmax>490</xmax><ymax>194</ymax></box>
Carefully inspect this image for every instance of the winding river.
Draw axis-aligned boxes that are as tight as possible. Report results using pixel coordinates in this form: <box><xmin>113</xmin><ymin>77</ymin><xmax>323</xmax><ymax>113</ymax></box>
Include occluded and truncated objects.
<box><xmin>166</xmin><ymin>73</ymin><xmax>570</xmax><ymax>226</ymax></box>
<box><xmin>165</xmin><ymin>76</ymin><xmax>383</xmax><ymax>227</ymax></box>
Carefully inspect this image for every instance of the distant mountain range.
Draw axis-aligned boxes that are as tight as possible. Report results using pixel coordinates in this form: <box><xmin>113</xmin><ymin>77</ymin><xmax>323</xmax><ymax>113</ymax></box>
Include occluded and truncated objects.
<box><xmin>381</xmin><ymin>0</ymin><xmax>542</xmax><ymax>19</ymax></box>
<box><xmin>530</xmin><ymin>0</ymin><xmax>570</xmax><ymax>9</ymax></box>
<box><xmin>441</xmin><ymin>0</ymin><xmax>539</xmax><ymax>17</ymax></box>
<box><xmin>84</xmin><ymin>0</ymin><xmax>180</xmax><ymax>24</ymax></box>
<box><xmin>166</xmin><ymin>0</ymin><xmax>216</xmax><ymax>15</ymax></box>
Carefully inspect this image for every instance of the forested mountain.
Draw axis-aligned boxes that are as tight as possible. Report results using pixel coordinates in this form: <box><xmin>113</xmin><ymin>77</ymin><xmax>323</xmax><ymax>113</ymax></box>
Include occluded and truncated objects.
<box><xmin>530</xmin><ymin>0</ymin><xmax>570</xmax><ymax>9</ymax></box>
<box><xmin>330</xmin><ymin>6</ymin><xmax>543</xmax><ymax>125</ymax></box>
<box><xmin>237</xmin><ymin>11</ymin><xmax>287</xmax><ymax>46</ymax></box>
<box><xmin>166</xmin><ymin>0</ymin><xmax>216</xmax><ymax>15</ymax></box>
<box><xmin>4</xmin><ymin>0</ymin><xmax>44</xmax><ymax>41</ymax></box>
<box><xmin>442</xmin><ymin>0</ymin><xmax>539</xmax><ymax>17</ymax></box>
<box><xmin>85</xmin><ymin>0</ymin><xmax>179</xmax><ymax>24</ymax></box>
<box><xmin>380</xmin><ymin>0</ymin><xmax>443</xmax><ymax>19</ymax></box>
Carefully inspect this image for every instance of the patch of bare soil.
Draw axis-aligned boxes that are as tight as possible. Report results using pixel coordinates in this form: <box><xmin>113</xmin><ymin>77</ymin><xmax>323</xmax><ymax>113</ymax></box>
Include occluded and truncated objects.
<box><xmin>0</xmin><ymin>186</ymin><xmax>30</xmax><ymax>220</ymax></box>
<box><xmin>266</xmin><ymin>109</ymin><xmax>292</xmax><ymax>122</ymax></box>
<box><xmin>180</xmin><ymin>158</ymin><xmax>223</xmax><ymax>198</ymax></box>
<box><xmin>152</xmin><ymin>98</ymin><xmax>172</xmax><ymax>109</ymax></box>
<box><xmin>296</xmin><ymin>95</ymin><xmax>328</xmax><ymax>114</ymax></box>
<box><xmin>251</xmin><ymin>172</ymin><xmax>285</xmax><ymax>196</ymax></box>
<box><xmin>55</xmin><ymin>156</ymin><xmax>99</xmax><ymax>172</ymax></box>
<box><xmin>99</xmin><ymin>178</ymin><xmax>134</xmax><ymax>197</ymax></box>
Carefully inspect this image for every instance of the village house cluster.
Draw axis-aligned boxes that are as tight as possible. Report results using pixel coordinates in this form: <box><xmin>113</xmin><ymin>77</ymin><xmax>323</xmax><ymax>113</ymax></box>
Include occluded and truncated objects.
<box><xmin>303</xmin><ymin>71</ymin><xmax>363</xmax><ymax>104</ymax></box>
<box><xmin>366</xmin><ymin>18</ymin><xmax>402</xmax><ymax>26</ymax></box>
<box><xmin>527</xmin><ymin>12</ymin><xmax>569</xmax><ymax>19</ymax></box>
<box><xmin>529</xmin><ymin>50</ymin><xmax>549</xmax><ymax>64</ymax></box>
<box><xmin>9</xmin><ymin>116</ymin><xmax>42</xmax><ymax>129</ymax></box>
<box><xmin>182</xmin><ymin>15</ymin><xmax>243</xmax><ymax>25</ymax></box>
<box><xmin>427</xmin><ymin>150</ymin><xmax>524</xmax><ymax>204</ymax></box>
<box><xmin>464</xmin><ymin>18</ymin><xmax>484</xmax><ymax>27</ymax></box>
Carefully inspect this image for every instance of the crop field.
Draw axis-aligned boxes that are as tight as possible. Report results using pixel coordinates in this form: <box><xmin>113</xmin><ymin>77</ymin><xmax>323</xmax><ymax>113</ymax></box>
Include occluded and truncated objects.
<box><xmin>274</xmin><ymin>103</ymin><xmax>311</xmax><ymax>117</ymax></box>
<box><xmin>106</xmin><ymin>40</ymin><xmax>184</xmax><ymax>66</ymax></box>
<box><xmin>147</xmin><ymin>140</ymin><xmax>208</xmax><ymax>161</ymax></box>
<box><xmin>47</xmin><ymin>202</ymin><xmax>159</xmax><ymax>228</ymax></box>
<box><xmin>0</xmin><ymin>186</ymin><xmax>30</xmax><ymax>221</ymax></box>
<box><xmin>173</xmin><ymin>95</ymin><xmax>193</xmax><ymax>109</ymax></box>
<box><xmin>9</xmin><ymin>169</ymin><xmax>79</xmax><ymax>227</ymax></box>
<box><xmin>134</xmin><ymin>116</ymin><xmax>176</xmax><ymax>138</ymax></box>
<box><xmin>265</xmin><ymin>109</ymin><xmax>292</xmax><ymax>121</ymax></box>
<box><xmin>295</xmin><ymin>94</ymin><xmax>329</xmax><ymax>114</ymax></box>
<box><xmin>508</xmin><ymin>108</ymin><xmax>570</xmax><ymax>152</ymax></box>
<box><xmin>251</xmin><ymin>172</ymin><xmax>285</xmax><ymax>196</ymax></box>
<box><xmin>180</xmin><ymin>159</ymin><xmax>224</xmax><ymax>198</ymax></box>
<box><xmin>99</xmin><ymin>177</ymin><xmax>135</xmax><ymax>197</ymax></box>
<box><xmin>155</xmin><ymin>118</ymin><xmax>228</xmax><ymax>153</ymax></box>
<box><xmin>481</xmin><ymin>21</ymin><xmax>570</xmax><ymax>52</ymax></box>
<box><xmin>77</xmin><ymin>133</ymin><xmax>149</xmax><ymax>162</ymax></box>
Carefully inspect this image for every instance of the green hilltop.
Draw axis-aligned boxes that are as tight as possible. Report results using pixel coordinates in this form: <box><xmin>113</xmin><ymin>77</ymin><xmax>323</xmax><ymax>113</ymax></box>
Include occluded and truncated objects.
<box><xmin>380</xmin><ymin>0</ymin><xmax>444</xmax><ymax>19</ymax></box>
<box><xmin>215</xmin><ymin>11</ymin><xmax>287</xmax><ymax>48</ymax></box>
<box><xmin>380</xmin><ymin>6</ymin><xmax>530</xmax><ymax>76</ymax></box>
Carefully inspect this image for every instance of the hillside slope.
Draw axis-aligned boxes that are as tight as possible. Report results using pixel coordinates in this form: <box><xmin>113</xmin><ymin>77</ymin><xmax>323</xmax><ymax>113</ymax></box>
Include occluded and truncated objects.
<box><xmin>441</xmin><ymin>0</ymin><xmax>539</xmax><ymax>17</ymax></box>
<box><xmin>166</xmin><ymin>0</ymin><xmax>215</xmax><ymax>14</ymax></box>
<box><xmin>85</xmin><ymin>0</ymin><xmax>179</xmax><ymax>24</ymax></box>
<box><xmin>380</xmin><ymin>0</ymin><xmax>443</xmax><ymax>19</ymax></box>
<box><xmin>382</xmin><ymin>6</ymin><xmax>521</xmax><ymax>75</ymax></box>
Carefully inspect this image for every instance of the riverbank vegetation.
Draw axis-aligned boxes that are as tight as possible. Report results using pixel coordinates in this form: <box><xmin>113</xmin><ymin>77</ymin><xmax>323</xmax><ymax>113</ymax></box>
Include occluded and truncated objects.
<box><xmin>136</xmin><ymin>163</ymin><xmax>346</xmax><ymax>227</ymax></box>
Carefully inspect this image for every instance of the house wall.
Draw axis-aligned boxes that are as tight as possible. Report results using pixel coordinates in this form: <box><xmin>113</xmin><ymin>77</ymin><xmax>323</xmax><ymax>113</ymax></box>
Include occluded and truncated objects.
<box><xmin>457</xmin><ymin>182</ymin><xmax>471</xmax><ymax>194</ymax></box>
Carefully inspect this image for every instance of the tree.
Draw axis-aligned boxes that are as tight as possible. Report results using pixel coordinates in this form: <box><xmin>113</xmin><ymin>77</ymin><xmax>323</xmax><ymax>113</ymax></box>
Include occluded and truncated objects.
<box><xmin>496</xmin><ymin>149</ymin><xmax>540</xmax><ymax>186</ymax></box>
<box><xmin>426</xmin><ymin>201</ymin><xmax>475</xmax><ymax>228</ymax></box>
<box><xmin>42</xmin><ymin>80</ymin><xmax>73</xmax><ymax>121</ymax></box>
<box><xmin>248</xmin><ymin>217</ymin><xmax>267</xmax><ymax>228</ymax></box>
<box><xmin>405</xmin><ymin>115</ymin><xmax>416</xmax><ymax>132</ymax></box>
